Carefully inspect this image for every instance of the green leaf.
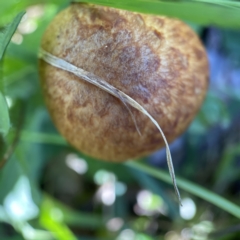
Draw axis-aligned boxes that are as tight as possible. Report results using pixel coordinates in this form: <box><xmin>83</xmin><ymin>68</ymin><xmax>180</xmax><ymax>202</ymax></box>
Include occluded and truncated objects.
<box><xmin>125</xmin><ymin>161</ymin><xmax>240</xmax><ymax>219</ymax></box>
<box><xmin>42</xmin><ymin>195</ymin><xmax>103</xmax><ymax>229</ymax></box>
<box><xmin>0</xmin><ymin>11</ymin><xmax>25</xmax><ymax>61</ymax></box>
<box><xmin>20</xmin><ymin>130</ymin><xmax>67</xmax><ymax>145</ymax></box>
<box><xmin>0</xmin><ymin>92</ymin><xmax>10</xmax><ymax>137</ymax></box>
<box><xmin>40</xmin><ymin>195</ymin><xmax>78</xmax><ymax>240</ymax></box>
<box><xmin>18</xmin><ymin>131</ymin><xmax>240</xmax><ymax>219</ymax></box>
<box><xmin>75</xmin><ymin>0</ymin><xmax>240</xmax><ymax>28</ymax></box>
<box><xmin>0</xmin><ymin>11</ymin><xmax>25</xmax><ymax>96</ymax></box>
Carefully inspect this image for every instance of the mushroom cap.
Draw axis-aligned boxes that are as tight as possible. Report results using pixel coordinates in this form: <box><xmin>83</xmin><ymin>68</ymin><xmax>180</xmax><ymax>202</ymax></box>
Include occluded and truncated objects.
<box><xmin>39</xmin><ymin>3</ymin><xmax>208</xmax><ymax>162</ymax></box>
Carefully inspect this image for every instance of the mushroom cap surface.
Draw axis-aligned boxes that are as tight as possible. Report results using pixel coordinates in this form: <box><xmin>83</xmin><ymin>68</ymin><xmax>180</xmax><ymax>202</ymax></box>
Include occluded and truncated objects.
<box><xmin>40</xmin><ymin>3</ymin><xmax>208</xmax><ymax>162</ymax></box>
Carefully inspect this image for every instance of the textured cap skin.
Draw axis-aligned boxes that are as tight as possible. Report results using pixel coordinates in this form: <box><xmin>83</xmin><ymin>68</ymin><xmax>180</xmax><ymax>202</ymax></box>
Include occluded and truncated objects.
<box><xmin>39</xmin><ymin>3</ymin><xmax>208</xmax><ymax>162</ymax></box>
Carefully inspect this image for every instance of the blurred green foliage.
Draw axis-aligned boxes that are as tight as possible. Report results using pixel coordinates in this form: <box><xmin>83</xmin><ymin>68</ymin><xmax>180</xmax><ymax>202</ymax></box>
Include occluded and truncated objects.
<box><xmin>76</xmin><ymin>0</ymin><xmax>240</xmax><ymax>28</ymax></box>
<box><xmin>0</xmin><ymin>0</ymin><xmax>240</xmax><ymax>239</ymax></box>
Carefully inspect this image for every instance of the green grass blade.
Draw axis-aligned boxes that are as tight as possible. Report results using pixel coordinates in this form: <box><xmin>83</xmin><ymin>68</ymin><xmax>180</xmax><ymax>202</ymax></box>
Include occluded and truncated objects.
<box><xmin>190</xmin><ymin>0</ymin><xmax>240</xmax><ymax>9</ymax></box>
<box><xmin>0</xmin><ymin>92</ymin><xmax>10</xmax><ymax>137</ymax></box>
<box><xmin>0</xmin><ymin>11</ymin><xmax>25</xmax><ymax>92</ymax></box>
<box><xmin>40</xmin><ymin>197</ymin><xmax>78</xmax><ymax>240</ymax></box>
<box><xmin>20</xmin><ymin>130</ymin><xmax>67</xmax><ymax>145</ymax></box>
<box><xmin>20</xmin><ymin>131</ymin><xmax>240</xmax><ymax>218</ymax></box>
<box><xmin>0</xmin><ymin>11</ymin><xmax>25</xmax><ymax>61</ymax></box>
<box><xmin>74</xmin><ymin>0</ymin><xmax>240</xmax><ymax>28</ymax></box>
<box><xmin>125</xmin><ymin>161</ymin><xmax>240</xmax><ymax>219</ymax></box>
<box><xmin>43</xmin><ymin>194</ymin><xmax>103</xmax><ymax>229</ymax></box>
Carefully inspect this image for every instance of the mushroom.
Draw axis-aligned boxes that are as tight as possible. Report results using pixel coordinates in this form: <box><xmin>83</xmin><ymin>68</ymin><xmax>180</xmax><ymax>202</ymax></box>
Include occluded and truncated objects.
<box><xmin>39</xmin><ymin>3</ymin><xmax>208</xmax><ymax>162</ymax></box>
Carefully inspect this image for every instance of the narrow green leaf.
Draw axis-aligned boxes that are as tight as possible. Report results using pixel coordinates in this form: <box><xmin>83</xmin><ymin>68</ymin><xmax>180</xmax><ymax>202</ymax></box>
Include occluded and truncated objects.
<box><xmin>125</xmin><ymin>161</ymin><xmax>240</xmax><ymax>219</ymax></box>
<box><xmin>43</xmin><ymin>195</ymin><xmax>103</xmax><ymax>229</ymax></box>
<box><xmin>18</xmin><ymin>131</ymin><xmax>240</xmax><ymax>218</ymax></box>
<box><xmin>0</xmin><ymin>11</ymin><xmax>25</xmax><ymax>61</ymax></box>
<box><xmin>20</xmin><ymin>131</ymin><xmax>67</xmax><ymax>145</ymax></box>
<box><xmin>75</xmin><ymin>0</ymin><xmax>240</xmax><ymax>28</ymax></box>
<box><xmin>190</xmin><ymin>0</ymin><xmax>240</xmax><ymax>9</ymax></box>
<box><xmin>40</xmin><ymin>195</ymin><xmax>78</xmax><ymax>240</ymax></box>
<box><xmin>0</xmin><ymin>92</ymin><xmax>10</xmax><ymax>137</ymax></box>
<box><xmin>0</xmin><ymin>11</ymin><xmax>25</xmax><ymax>95</ymax></box>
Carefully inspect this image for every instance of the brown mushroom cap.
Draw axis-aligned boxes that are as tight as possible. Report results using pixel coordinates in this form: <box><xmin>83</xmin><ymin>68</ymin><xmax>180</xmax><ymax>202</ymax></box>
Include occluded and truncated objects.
<box><xmin>39</xmin><ymin>3</ymin><xmax>208</xmax><ymax>162</ymax></box>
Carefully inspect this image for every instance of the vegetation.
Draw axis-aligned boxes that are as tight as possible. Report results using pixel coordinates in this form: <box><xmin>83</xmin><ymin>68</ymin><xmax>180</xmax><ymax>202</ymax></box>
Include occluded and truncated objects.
<box><xmin>0</xmin><ymin>0</ymin><xmax>240</xmax><ymax>239</ymax></box>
